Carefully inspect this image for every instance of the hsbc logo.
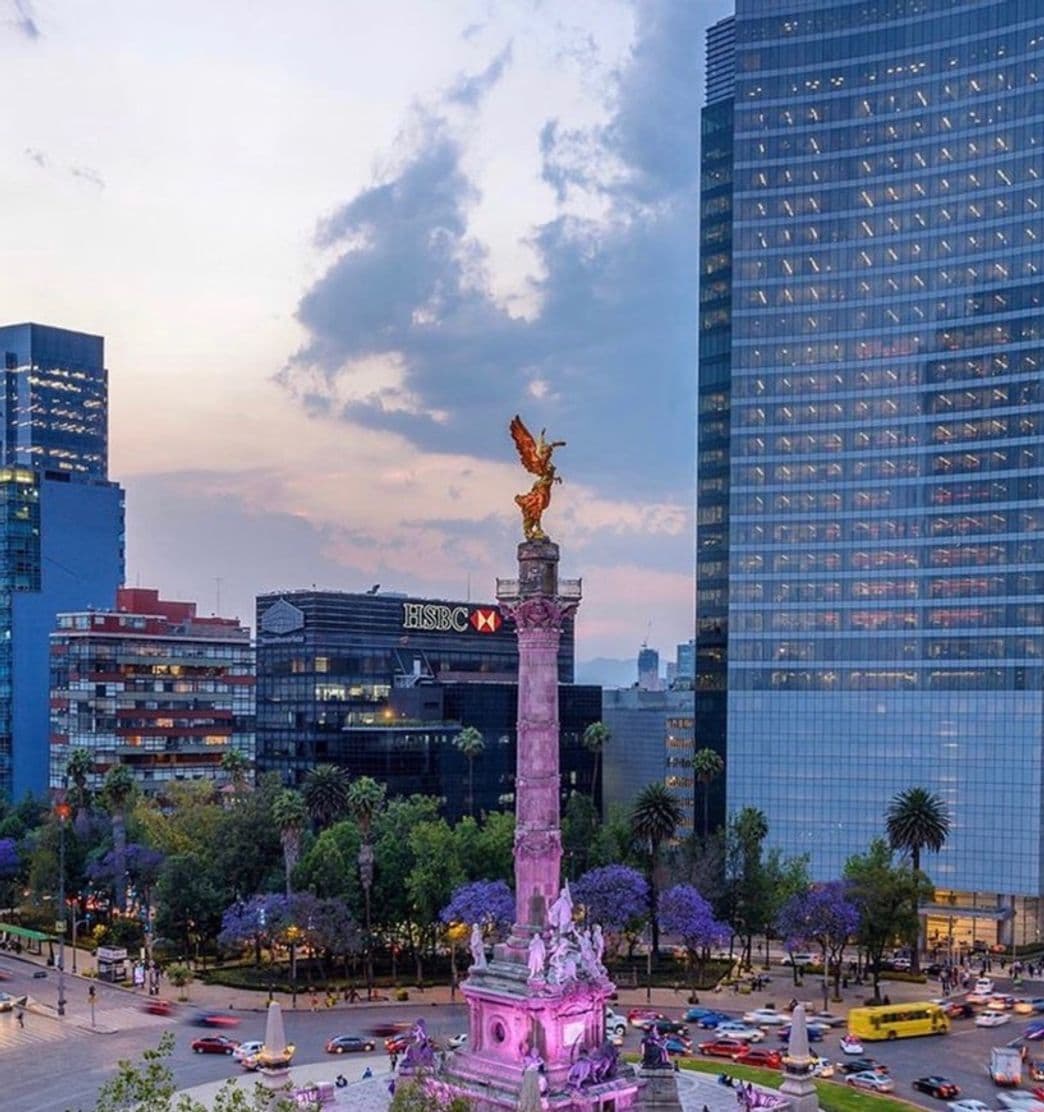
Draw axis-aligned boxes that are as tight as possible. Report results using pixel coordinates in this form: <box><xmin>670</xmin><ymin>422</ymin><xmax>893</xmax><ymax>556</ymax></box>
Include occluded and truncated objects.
<box><xmin>401</xmin><ymin>602</ymin><xmax>503</xmax><ymax>634</ymax></box>
<box><xmin>470</xmin><ymin>608</ymin><xmax>502</xmax><ymax>634</ymax></box>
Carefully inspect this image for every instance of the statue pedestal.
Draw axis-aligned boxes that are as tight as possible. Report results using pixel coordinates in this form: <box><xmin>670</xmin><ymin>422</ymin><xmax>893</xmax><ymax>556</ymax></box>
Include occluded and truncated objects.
<box><xmin>636</xmin><ymin>1067</ymin><xmax>683</xmax><ymax>1111</ymax></box>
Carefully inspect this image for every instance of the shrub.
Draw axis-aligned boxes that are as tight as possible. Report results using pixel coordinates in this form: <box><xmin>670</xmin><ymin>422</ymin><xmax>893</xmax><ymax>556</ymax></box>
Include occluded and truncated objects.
<box><xmin>394</xmin><ymin>987</ymin><xmax>410</xmax><ymax>1002</ymax></box>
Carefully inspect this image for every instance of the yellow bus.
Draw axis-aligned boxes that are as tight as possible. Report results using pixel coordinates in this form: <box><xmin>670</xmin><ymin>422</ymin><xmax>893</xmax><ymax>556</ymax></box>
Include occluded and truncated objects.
<box><xmin>847</xmin><ymin>1002</ymin><xmax>950</xmax><ymax>1041</ymax></box>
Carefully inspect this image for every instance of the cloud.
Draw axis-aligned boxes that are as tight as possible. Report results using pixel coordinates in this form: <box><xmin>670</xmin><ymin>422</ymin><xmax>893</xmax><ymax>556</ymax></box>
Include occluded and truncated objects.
<box><xmin>8</xmin><ymin>0</ymin><xmax>39</xmax><ymax>39</ymax></box>
<box><xmin>447</xmin><ymin>41</ymin><xmax>514</xmax><ymax>107</ymax></box>
<box><xmin>283</xmin><ymin>0</ymin><xmax>707</xmax><ymax>504</ymax></box>
<box><xmin>24</xmin><ymin>146</ymin><xmax>46</xmax><ymax>168</ymax></box>
<box><xmin>24</xmin><ymin>147</ymin><xmax>106</xmax><ymax>189</ymax></box>
<box><xmin>70</xmin><ymin>164</ymin><xmax>105</xmax><ymax>189</ymax></box>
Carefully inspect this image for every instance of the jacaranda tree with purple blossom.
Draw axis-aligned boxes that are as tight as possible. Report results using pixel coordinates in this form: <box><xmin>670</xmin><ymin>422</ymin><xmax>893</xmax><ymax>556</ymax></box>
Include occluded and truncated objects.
<box><xmin>218</xmin><ymin>893</ymin><xmax>290</xmax><ymax>966</ymax></box>
<box><xmin>440</xmin><ymin>879</ymin><xmax>514</xmax><ymax>937</ymax></box>
<box><xmin>573</xmin><ymin>865</ymin><xmax>649</xmax><ymax>939</ymax></box>
<box><xmin>659</xmin><ymin>883</ymin><xmax>729</xmax><ymax>996</ymax></box>
<box><xmin>776</xmin><ymin>880</ymin><xmax>859</xmax><ymax>1000</ymax></box>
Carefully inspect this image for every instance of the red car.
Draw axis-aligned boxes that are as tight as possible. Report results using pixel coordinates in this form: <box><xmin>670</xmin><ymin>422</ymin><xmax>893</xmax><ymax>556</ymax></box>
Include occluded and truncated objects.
<box><xmin>735</xmin><ymin>1047</ymin><xmax>784</xmax><ymax>1070</ymax></box>
<box><xmin>385</xmin><ymin>1033</ymin><xmax>411</xmax><ymax>1054</ymax></box>
<box><xmin>699</xmin><ymin>1038</ymin><xmax>748</xmax><ymax>1058</ymax></box>
<box><xmin>143</xmin><ymin>999</ymin><xmax>174</xmax><ymax>1016</ymax></box>
<box><xmin>628</xmin><ymin>1007</ymin><xmax>662</xmax><ymax>1028</ymax></box>
<box><xmin>191</xmin><ymin>1035</ymin><xmax>241</xmax><ymax>1055</ymax></box>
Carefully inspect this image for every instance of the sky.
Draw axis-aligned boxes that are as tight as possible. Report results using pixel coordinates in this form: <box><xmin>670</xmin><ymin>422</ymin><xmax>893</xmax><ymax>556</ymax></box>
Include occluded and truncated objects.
<box><xmin>0</xmin><ymin>0</ymin><xmax>733</xmax><ymax>667</ymax></box>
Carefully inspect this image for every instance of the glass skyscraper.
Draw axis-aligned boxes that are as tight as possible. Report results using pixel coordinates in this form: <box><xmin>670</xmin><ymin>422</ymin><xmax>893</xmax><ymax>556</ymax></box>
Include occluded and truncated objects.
<box><xmin>698</xmin><ymin>0</ymin><xmax>1044</xmax><ymax>933</ymax></box>
<box><xmin>0</xmin><ymin>324</ymin><xmax>124</xmax><ymax>799</ymax></box>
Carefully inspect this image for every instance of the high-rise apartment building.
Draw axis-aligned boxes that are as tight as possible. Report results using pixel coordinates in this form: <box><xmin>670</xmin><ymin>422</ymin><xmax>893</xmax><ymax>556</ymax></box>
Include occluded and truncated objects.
<box><xmin>0</xmin><ymin>324</ymin><xmax>124</xmax><ymax>799</ymax></box>
<box><xmin>49</xmin><ymin>588</ymin><xmax>254</xmax><ymax>795</ymax></box>
<box><xmin>698</xmin><ymin>1</ymin><xmax>1044</xmax><ymax>944</ymax></box>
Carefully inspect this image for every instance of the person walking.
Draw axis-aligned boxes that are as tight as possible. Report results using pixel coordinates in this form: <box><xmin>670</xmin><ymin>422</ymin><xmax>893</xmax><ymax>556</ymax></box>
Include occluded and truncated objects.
<box><xmin>16</xmin><ymin>1006</ymin><xmax>24</xmax><ymax>1029</ymax></box>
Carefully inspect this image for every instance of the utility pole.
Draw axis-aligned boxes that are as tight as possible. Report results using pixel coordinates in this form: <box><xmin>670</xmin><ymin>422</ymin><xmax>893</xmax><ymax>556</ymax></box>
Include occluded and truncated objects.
<box><xmin>56</xmin><ymin>790</ymin><xmax>71</xmax><ymax>1018</ymax></box>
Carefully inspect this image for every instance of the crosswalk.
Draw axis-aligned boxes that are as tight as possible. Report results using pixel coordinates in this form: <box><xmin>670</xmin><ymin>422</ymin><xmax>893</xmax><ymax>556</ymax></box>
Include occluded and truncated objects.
<box><xmin>0</xmin><ymin>1003</ymin><xmax>170</xmax><ymax>1049</ymax></box>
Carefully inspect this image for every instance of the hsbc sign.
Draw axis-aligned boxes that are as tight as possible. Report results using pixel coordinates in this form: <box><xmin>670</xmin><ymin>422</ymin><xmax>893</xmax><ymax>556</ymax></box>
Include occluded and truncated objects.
<box><xmin>401</xmin><ymin>603</ymin><xmax>503</xmax><ymax>634</ymax></box>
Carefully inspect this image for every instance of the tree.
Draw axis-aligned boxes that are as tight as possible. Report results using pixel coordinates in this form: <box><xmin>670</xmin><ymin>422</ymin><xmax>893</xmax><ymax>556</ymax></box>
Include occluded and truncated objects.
<box><xmin>66</xmin><ymin>747</ymin><xmax>95</xmax><ymax>834</ymax></box>
<box><xmin>154</xmin><ymin>853</ymin><xmax>223</xmax><ymax>963</ymax></box>
<box><xmin>630</xmin><ymin>782</ymin><xmax>682</xmax><ymax>956</ymax></box>
<box><xmin>692</xmin><ymin>748</ymin><xmax>724</xmax><ymax>839</ymax></box>
<box><xmin>561</xmin><ymin>794</ymin><xmax>599</xmax><ymax>879</ymax></box>
<box><xmin>0</xmin><ymin>837</ymin><xmax>18</xmax><ymax>908</ymax></box>
<box><xmin>723</xmin><ymin>806</ymin><xmax>770</xmax><ymax>967</ymax></box>
<box><xmin>777</xmin><ymin>880</ymin><xmax>859</xmax><ymax>1000</ymax></box>
<box><xmin>220</xmin><ymin>748</ymin><xmax>250</xmax><ymax>794</ymax></box>
<box><xmin>271</xmin><ymin>790</ymin><xmax>307</xmax><ymax>899</ymax></box>
<box><xmin>844</xmin><ymin>839</ymin><xmax>929</xmax><ymax>1001</ymax></box>
<box><xmin>581</xmin><ymin>722</ymin><xmax>611</xmax><ymax>806</ymax></box>
<box><xmin>885</xmin><ymin>786</ymin><xmax>950</xmax><ymax>974</ymax></box>
<box><xmin>218</xmin><ymin>893</ymin><xmax>290</xmax><ymax>966</ymax></box>
<box><xmin>659</xmin><ymin>883</ymin><xmax>729</xmax><ymax>996</ymax></box>
<box><xmin>302</xmin><ymin>763</ymin><xmax>351</xmax><ymax>830</ymax></box>
<box><xmin>347</xmin><ymin>776</ymin><xmax>386</xmax><ymax>998</ymax></box>
<box><xmin>102</xmin><ymin>764</ymin><xmax>137</xmax><ymax>913</ymax></box>
<box><xmin>389</xmin><ymin>1079</ymin><xmax>473</xmax><ymax>1112</ymax></box>
<box><xmin>440</xmin><ymin>879</ymin><xmax>514</xmax><ymax>936</ymax></box>
<box><xmin>407</xmin><ymin>818</ymin><xmax>466</xmax><ymax>982</ymax></box>
<box><xmin>453</xmin><ymin>727</ymin><xmax>485</xmax><ymax>818</ymax></box>
<box><xmin>572</xmin><ymin>865</ymin><xmax>649</xmax><ymax>932</ymax></box>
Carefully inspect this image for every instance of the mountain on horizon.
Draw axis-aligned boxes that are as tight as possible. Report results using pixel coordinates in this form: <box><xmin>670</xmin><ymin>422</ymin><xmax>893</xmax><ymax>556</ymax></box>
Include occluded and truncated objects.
<box><xmin>576</xmin><ymin>657</ymin><xmax>637</xmax><ymax>689</ymax></box>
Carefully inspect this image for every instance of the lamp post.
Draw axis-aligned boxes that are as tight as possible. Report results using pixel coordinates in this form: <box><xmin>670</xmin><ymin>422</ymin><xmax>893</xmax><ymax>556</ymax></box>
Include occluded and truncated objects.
<box><xmin>55</xmin><ymin>795</ymin><xmax>71</xmax><ymax>1018</ymax></box>
<box><xmin>359</xmin><ymin>843</ymin><xmax>374</xmax><ymax>1001</ymax></box>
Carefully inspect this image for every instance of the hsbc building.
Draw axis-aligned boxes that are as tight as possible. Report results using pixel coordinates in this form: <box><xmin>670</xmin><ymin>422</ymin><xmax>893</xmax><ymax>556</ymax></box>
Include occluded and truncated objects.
<box><xmin>254</xmin><ymin>589</ymin><xmax>596</xmax><ymax>815</ymax></box>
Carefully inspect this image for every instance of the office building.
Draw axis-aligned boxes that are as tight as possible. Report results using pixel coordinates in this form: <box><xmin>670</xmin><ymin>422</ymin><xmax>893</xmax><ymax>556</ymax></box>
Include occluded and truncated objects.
<box><xmin>255</xmin><ymin>590</ymin><xmax>599</xmax><ymax>819</ymax></box>
<box><xmin>698</xmin><ymin>1</ymin><xmax>1044</xmax><ymax>944</ymax></box>
<box><xmin>676</xmin><ymin>640</ymin><xmax>696</xmax><ymax>684</ymax></box>
<box><xmin>637</xmin><ymin>645</ymin><xmax>661</xmax><ymax>691</ymax></box>
<box><xmin>0</xmin><ymin>324</ymin><xmax>124</xmax><ymax>799</ymax></box>
<box><xmin>49</xmin><ymin>588</ymin><xmax>254</xmax><ymax>795</ymax></box>
<box><xmin>602</xmin><ymin>687</ymin><xmax>695</xmax><ymax>835</ymax></box>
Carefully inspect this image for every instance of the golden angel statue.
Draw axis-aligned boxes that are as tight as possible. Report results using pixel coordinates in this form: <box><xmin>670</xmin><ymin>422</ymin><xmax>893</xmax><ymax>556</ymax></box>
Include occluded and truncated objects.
<box><xmin>510</xmin><ymin>414</ymin><xmax>566</xmax><ymax>542</ymax></box>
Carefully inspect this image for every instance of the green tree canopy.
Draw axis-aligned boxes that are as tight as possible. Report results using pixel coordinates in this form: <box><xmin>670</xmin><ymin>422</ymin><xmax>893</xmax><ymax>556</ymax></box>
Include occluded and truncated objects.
<box><xmin>302</xmin><ymin>763</ymin><xmax>351</xmax><ymax>830</ymax></box>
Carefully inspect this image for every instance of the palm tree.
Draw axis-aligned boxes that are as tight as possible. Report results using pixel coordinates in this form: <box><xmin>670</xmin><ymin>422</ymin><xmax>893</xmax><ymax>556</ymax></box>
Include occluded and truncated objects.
<box><xmin>582</xmin><ymin>722</ymin><xmax>611</xmax><ymax>807</ymax></box>
<box><xmin>65</xmin><ymin>747</ymin><xmax>94</xmax><ymax>835</ymax></box>
<box><xmin>102</xmin><ymin>764</ymin><xmax>137</xmax><ymax>913</ymax></box>
<box><xmin>220</xmin><ymin>748</ymin><xmax>250</xmax><ymax>796</ymax></box>
<box><xmin>692</xmin><ymin>747</ymin><xmax>725</xmax><ymax>839</ymax></box>
<box><xmin>453</xmin><ymin>727</ymin><xmax>486</xmax><ymax>818</ymax></box>
<box><xmin>886</xmin><ymin>786</ymin><xmax>950</xmax><ymax>974</ymax></box>
<box><xmin>347</xmin><ymin>776</ymin><xmax>386</xmax><ymax>1000</ymax></box>
<box><xmin>630</xmin><ymin>782</ymin><xmax>683</xmax><ymax>957</ymax></box>
<box><xmin>302</xmin><ymin>763</ymin><xmax>350</xmax><ymax>829</ymax></box>
<box><xmin>272</xmin><ymin>789</ymin><xmax>308</xmax><ymax>898</ymax></box>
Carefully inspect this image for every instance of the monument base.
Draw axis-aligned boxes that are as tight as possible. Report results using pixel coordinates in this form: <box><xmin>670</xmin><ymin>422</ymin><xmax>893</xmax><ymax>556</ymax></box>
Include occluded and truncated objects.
<box><xmin>636</xmin><ymin>1067</ymin><xmax>684</xmax><ymax>1111</ymax></box>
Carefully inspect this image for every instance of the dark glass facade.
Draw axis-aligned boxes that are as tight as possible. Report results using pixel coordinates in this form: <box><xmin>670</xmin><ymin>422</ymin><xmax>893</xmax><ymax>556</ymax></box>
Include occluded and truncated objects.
<box><xmin>255</xmin><ymin>590</ymin><xmax>596</xmax><ymax>817</ymax></box>
<box><xmin>705</xmin><ymin>0</ymin><xmax>1044</xmax><ymax>893</ymax></box>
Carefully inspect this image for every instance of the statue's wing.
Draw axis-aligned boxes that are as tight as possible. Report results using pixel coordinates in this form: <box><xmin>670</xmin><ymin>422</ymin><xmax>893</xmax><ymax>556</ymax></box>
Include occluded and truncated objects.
<box><xmin>510</xmin><ymin>414</ymin><xmax>544</xmax><ymax>476</ymax></box>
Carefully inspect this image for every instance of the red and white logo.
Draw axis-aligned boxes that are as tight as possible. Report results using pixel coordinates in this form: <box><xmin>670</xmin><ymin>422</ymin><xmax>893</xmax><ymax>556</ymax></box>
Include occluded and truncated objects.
<box><xmin>470</xmin><ymin>608</ymin><xmax>502</xmax><ymax>634</ymax></box>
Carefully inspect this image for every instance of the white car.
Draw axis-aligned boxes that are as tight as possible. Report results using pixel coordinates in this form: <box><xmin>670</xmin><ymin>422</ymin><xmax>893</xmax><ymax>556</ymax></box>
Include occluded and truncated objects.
<box><xmin>997</xmin><ymin>1096</ymin><xmax>1044</xmax><ymax>1112</ymax></box>
<box><xmin>743</xmin><ymin>1008</ymin><xmax>788</xmax><ymax>1027</ymax></box>
<box><xmin>839</xmin><ymin>1034</ymin><xmax>864</xmax><ymax>1055</ymax></box>
<box><xmin>447</xmin><ymin>1033</ymin><xmax>468</xmax><ymax>1050</ymax></box>
<box><xmin>605</xmin><ymin>1010</ymin><xmax>628</xmax><ymax>1038</ymax></box>
<box><xmin>811</xmin><ymin>1058</ymin><xmax>836</xmax><ymax>1079</ymax></box>
<box><xmin>948</xmin><ymin>1102</ymin><xmax>992</xmax><ymax>1112</ymax></box>
<box><xmin>848</xmin><ymin>1072</ymin><xmax>895</xmax><ymax>1093</ymax></box>
<box><xmin>0</xmin><ymin>991</ymin><xmax>14</xmax><ymax>1013</ymax></box>
<box><xmin>714</xmin><ymin>1022</ymin><xmax>764</xmax><ymax>1042</ymax></box>
<box><xmin>809</xmin><ymin>1011</ymin><xmax>844</xmax><ymax>1027</ymax></box>
<box><xmin>975</xmin><ymin>978</ymin><xmax>996</xmax><ymax>995</ymax></box>
<box><xmin>232</xmin><ymin>1040</ymin><xmax>264</xmax><ymax>1062</ymax></box>
<box><xmin>976</xmin><ymin>1011</ymin><xmax>1011</xmax><ymax>1027</ymax></box>
<box><xmin>781</xmin><ymin>953</ymin><xmax>816</xmax><ymax>967</ymax></box>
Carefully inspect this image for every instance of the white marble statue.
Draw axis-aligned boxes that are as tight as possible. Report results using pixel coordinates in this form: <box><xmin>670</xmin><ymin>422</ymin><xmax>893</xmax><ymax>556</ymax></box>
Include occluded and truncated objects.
<box><xmin>527</xmin><ymin>931</ymin><xmax>547</xmax><ymax>979</ymax></box>
<box><xmin>548</xmin><ymin>933</ymin><xmax>578</xmax><ymax>984</ymax></box>
<box><xmin>548</xmin><ymin>883</ymin><xmax>574</xmax><ymax>933</ymax></box>
<box><xmin>592</xmin><ymin>923</ymin><xmax>605</xmax><ymax>963</ymax></box>
<box><xmin>470</xmin><ymin>923</ymin><xmax>487</xmax><ymax>969</ymax></box>
<box><xmin>578</xmin><ymin>927</ymin><xmax>600</xmax><ymax>977</ymax></box>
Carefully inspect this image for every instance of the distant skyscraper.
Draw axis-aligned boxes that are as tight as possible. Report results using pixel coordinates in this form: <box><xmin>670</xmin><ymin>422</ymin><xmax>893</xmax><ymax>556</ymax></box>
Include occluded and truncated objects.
<box><xmin>698</xmin><ymin>1</ymin><xmax>1044</xmax><ymax>946</ymax></box>
<box><xmin>637</xmin><ymin>646</ymin><xmax>660</xmax><ymax>691</ymax></box>
<box><xmin>0</xmin><ymin>324</ymin><xmax>124</xmax><ymax>799</ymax></box>
<box><xmin>676</xmin><ymin>640</ymin><xmax>696</xmax><ymax>681</ymax></box>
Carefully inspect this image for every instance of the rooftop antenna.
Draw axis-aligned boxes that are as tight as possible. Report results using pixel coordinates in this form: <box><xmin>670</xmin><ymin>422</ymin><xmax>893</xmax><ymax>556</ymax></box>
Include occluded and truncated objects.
<box><xmin>214</xmin><ymin>576</ymin><xmax>223</xmax><ymax>615</ymax></box>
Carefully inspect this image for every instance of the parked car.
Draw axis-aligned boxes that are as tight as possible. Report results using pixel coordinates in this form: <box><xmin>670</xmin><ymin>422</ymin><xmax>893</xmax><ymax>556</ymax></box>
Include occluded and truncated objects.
<box><xmin>699</xmin><ymin>1038</ymin><xmax>749</xmax><ymax>1058</ymax></box>
<box><xmin>734</xmin><ymin>1047</ymin><xmax>783</xmax><ymax>1070</ymax></box>
<box><xmin>848</xmin><ymin>1072</ymin><xmax>895</xmax><ymax>1093</ymax></box>
<box><xmin>976</xmin><ymin>1011</ymin><xmax>1011</xmax><ymax>1028</ymax></box>
<box><xmin>715</xmin><ymin>1021</ymin><xmax>764</xmax><ymax>1042</ymax></box>
<box><xmin>191</xmin><ymin>1035</ymin><xmax>240</xmax><ymax>1055</ymax></box>
<box><xmin>325</xmin><ymin>1035</ymin><xmax>376</xmax><ymax>1054</ymax></box>
<box><xmin>743</xmin><ymin>1008</ymin><xmax>788</xmax><ymax>1027</ymax></box>
<box><xmin>913</xmin><ymin>1077</ymin><xmax>961</xmax><ymax>1099</ymax></box>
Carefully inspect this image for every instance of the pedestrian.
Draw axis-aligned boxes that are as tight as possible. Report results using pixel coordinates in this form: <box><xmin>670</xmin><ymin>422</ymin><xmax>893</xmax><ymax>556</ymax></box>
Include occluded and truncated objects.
<box><xmin>309</xmin><ymin>991</ymin><xmax>318</xmax><ymax>1012</ymax></box>
<box><xmin>16</xmin><ymin>1006</ymin><xmax>24</xmax><ymax>1029</ymax></box>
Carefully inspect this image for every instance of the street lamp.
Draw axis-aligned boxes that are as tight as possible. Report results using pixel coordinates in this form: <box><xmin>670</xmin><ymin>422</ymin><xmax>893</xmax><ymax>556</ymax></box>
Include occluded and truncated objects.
<box><xmin>55</xmin><ymin>794</ymin><xmax>72</xmax><ymax>1018</ymax></box>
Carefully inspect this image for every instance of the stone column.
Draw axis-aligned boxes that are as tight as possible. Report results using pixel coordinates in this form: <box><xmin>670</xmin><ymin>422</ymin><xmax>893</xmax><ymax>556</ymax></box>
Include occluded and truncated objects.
<box><xmin>498</xmin><ymin>540</ymin><xmax>578</xmax><ymax>960</ymax></box>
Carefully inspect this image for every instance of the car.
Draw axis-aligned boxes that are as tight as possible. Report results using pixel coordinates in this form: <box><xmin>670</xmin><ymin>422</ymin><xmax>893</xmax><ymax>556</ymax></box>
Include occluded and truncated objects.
<box><xmin>1026</xmin><ymin>1023</ymin><xmax>1044</xmax><ymax>1041</ymax></box>
<box><xmin>699</xmin><ymin>1038</ymin><xmax>749</xmax><ymax>1058</ymax></box>
<box><xmin>997</xmin><ymin>1096</ymin><xmax>1044</xmax><ymax>1112</ymax></box>
<box><xmin>1029</xmin><ymin>1000</ymin><xmax>1044</xmax><ymax>1015</ymax></box>
<box><xmin>638</xmin><ymin>1018</ymin><xmax>689</xmax><ymax>1037</ymax></box>
<box><xmin>233</xmin><ymin>1041</ymin><xmax>265</xmax><ymax>1062</ymax></box>
<box><xmin>734</xmin><ymin>1047</ymin><xmax>783</xmax><ymax>1070</ymax></box>
<box><xmin>696</xmin><ymin>1010</ymin><xmax>732</xmax><ymax>1029</ymax></box>
<box><xmin>143</xmin><ymin>999</ymin><xmax>175</xmax><ymax>1016</ymax></box>
<box><xmin>891</xmin><ymin>957</ymin><xmax>912</xmax><ymax>971</ymax></box>
<box><xmin>685</xmin><ymin>1006</ymin><xmax>718</xmax><ymax>1023</ymax></box>
<box><xmin>385</xmin><ymin>1033</ymin><xmax>411</xmax><ymax>1054</ymax></box>
<box><xmin>913</xmin><ymin>1077</ymin><xmax>961</xmax><ymax>1099</ymax></box>
<box><xmin>605</xmin><ymin>1010</ymin><xmax>628</xmax><ymax>1037</ymax></box>
<box><xmin>839</xmin><ymin>1034</ymin><xmax>864</xmax><ymax>1055</ymax></box>
<box><xmin>777</xmin><ymin>1023</ymin><xmax>825</xmax><ymax>1042</ymax></box>
<box><xmin>664</xmin><ymin>1035</ymin><xmax>693</xmax><ymax>1056</ymax></box>
<box><xmin>369</xmin><ymin>1021</ymin><xmax>409</xmax><ymax>1037</ymax></box>
<box><xmin>191</xmin><ymin>1035</ymin><xmax>240</xmax><ymax>1055</ymax></box>
<box><xmin>0</xmin><ymin>968</ymin><xmax>11</xmax><ymax>981</ymax></box>
<box><xmin>976</xmin><ymin>1011</ymin><xmax>1012</xmax><ymax>1027</ymax></box>
<box><xmin>848</xmin><ymin>1072</ymin><xmax>896</xmax><ymax>1093</ymax></box>
<box><xmin>240</xmin><ymin>1044</ymin><xmax>295</xmax><ymax>1072</ymax></box>
<box><xmin>945</xmin><ymin>1001</ymin><xmax>975</xmax><ymax>1019</ymax></box>
<box><xmin>781</xmin><ymin>953</ymin><xmax>816</xmax><ymax>967</ymax></box>
<box><xmin>743</xmin><ymin>1008</ymin><xmax>788</xmax><ymax>1027</ymax></box>
<box><xmin>192</xmin><ymin>1012</ymin><xmax>240</xmax><ymax>1028</ymax></box>
<box><xmin>811</xmin><ymin>1058</ymin><xmax>836</xmax><ymax>1079</ymax></box>
<box><xmin>967</xmin><ymin>990</ymin><xmax>992</xmax><ymax>1005</ymax></box>
<box><xmin>715</xmin><ymin>1022</ymin><xmax>764</xmax><ymax>1042</ymax></box>
<box><xmin>947</xmin><ymin>1101</ymin><xmax>991</xmax><ymax>1112</ymax></box>
<box><xmin>628</xmin><ymin>1007</ymin><xmax>662</xmax><ymax>1029</ymax></box>
<box><xmin>1016</xmin><ymin>1000</ymin><xmax>1038</xmax><ymax>1015</ymax></box>
<box><xmin>990</xmin><ymin>995</ymin><xmax>1018</xmax><ymax>1011</ymax></box>
<box><xmin>976</xmin><ymin>978</ymin><xmax>996</xmax><ymax>995</ymax></box>
<box><xmin>326</xmin><ymin>1034</ymin><xmax>376</xmax><ymax>1054</ymax></box>
<box><xmin>839</xmin><ymin>1058</ymin><xmax>889</xmax><ymax>1076</ymax></box>
<box><xmin>31</xmin><ymin>970</ymin><xmax>46</xmax><ymax>979</ymax></box>
<box><xmin>447</xmin><ymin>1033</ymin><xmax>468</xmax><ymax>1050</ymax></box>
<box><xmin>808</xmin><ymin>1011</ymin><xmax>844</xmax><ymax>1027</ymax></box>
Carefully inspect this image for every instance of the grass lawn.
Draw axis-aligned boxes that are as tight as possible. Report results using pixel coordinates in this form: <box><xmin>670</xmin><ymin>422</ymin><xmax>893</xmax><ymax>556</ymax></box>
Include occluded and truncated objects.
<box><xmin>677</xmin><ymin>1058</ymin><xmax>920</xmax><ymax>1112</ymax></box>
